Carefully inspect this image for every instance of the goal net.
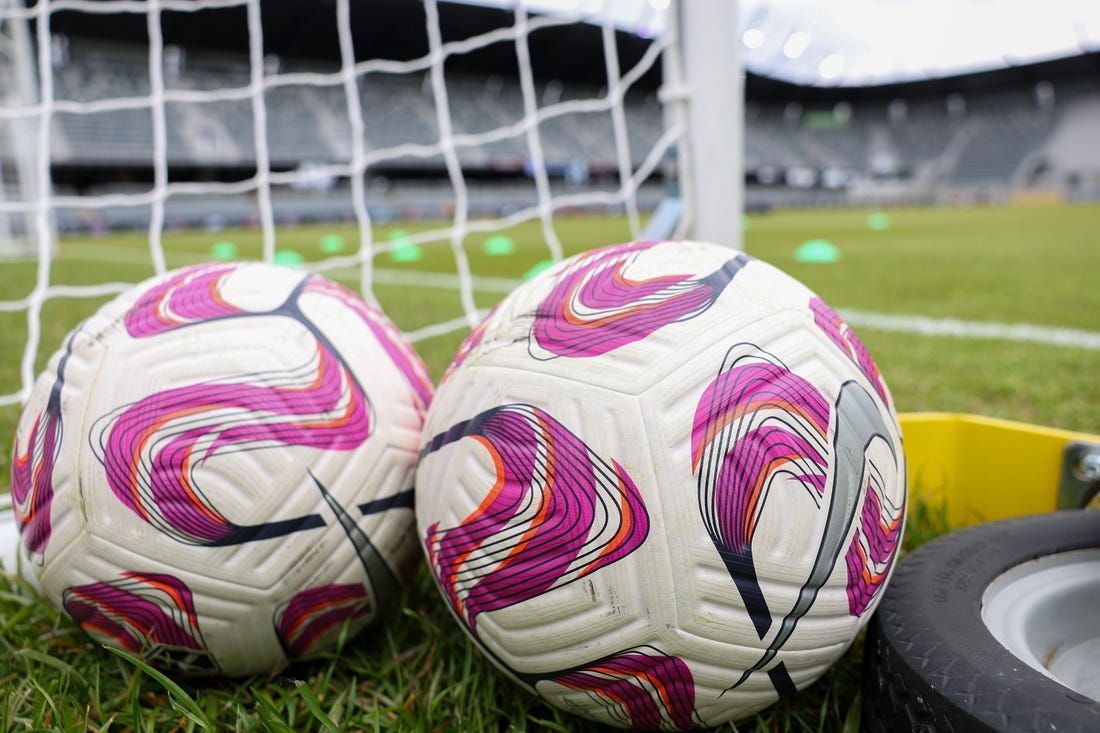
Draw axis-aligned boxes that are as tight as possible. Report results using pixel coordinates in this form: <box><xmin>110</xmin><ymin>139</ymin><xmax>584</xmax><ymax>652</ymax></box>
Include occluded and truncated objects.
<box><xmin>0</xmin><ymin>0</ymin><xmax>742</xmax><ymax>418</ymax></box>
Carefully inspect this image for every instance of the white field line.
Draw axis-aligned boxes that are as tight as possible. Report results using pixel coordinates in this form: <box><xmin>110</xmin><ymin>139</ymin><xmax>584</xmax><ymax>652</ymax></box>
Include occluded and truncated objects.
<box><xmin>838</xmin><ymin>309</ymin><xmax>1100</xmax><ymax>352</ymax></box>
<box><xmin>23</xmin><ymin>243</ymin><xmax>1100</xmax><ymax>350</ymax></box>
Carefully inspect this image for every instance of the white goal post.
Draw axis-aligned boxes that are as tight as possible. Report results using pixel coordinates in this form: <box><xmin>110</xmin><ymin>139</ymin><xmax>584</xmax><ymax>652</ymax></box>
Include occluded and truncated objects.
<box><xmin>0</xmin><ymin>0</ymin><xmax>46</xmax><ymax>259</ymax></box>
<box><xmin>0</xmin><ymin>0</ymin><xmax>743</xmax><ymax>413</ymax></box>
<box><xmin>664</xmin><ymin>0</ymin><xmax>744</xmax><ymax>249</ymax></box>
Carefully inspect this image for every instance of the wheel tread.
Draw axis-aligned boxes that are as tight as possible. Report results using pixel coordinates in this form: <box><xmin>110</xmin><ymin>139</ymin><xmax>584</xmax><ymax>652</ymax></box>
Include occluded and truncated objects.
<box><xmin>862</xmin><ymin>511</ymin><xmax>1100</xmax><ymax>732</ymax></box>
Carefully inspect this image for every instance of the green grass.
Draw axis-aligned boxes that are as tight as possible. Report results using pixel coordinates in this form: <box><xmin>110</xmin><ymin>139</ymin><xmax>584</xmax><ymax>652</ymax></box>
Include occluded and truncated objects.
<box><xmin>2</xmin><ymin>202</ymin><xmax>1099</xmax><ymax>731</ymax></box>
<box><xmin>747</xmin><ymin>204</ymin><xmax>1100</xmax><ymax>330</ymax></box>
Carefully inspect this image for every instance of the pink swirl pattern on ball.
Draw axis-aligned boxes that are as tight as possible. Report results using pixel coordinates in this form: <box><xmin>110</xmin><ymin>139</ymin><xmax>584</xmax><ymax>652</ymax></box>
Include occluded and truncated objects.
<box><xmin>844</xmin><ymin>479</ymin><xmax>904</xmax><ymax>616</ymax></box>
<box><xmin>692</xmin><ymin>348</ymin><xmax>831</xmax><ymax>553</ymax></box>
<box><xmin>550</xmin><ymin>646</ymin><xmax>698</xmax><ymax>731</ymax></box>
<box><xmin>275</xmin><ymin>583</ymin><xmax>371</xmax><ymax>658</ymax></box>
<box><xmin>692</xmin><ymin>346</ymin><xmax>831</xmax><ymax>638</ymax></box>
<box><xmin>12</xmin><ymin>335</ymin><xmax>79</xmax><ymax>558</ymax></box>
<box><xmin>125</xmin><ymin>263</ymin><xmax>244</xmax><ymax>337</ymax></box>
<box><xmin>94</xmin><ymin>342</ymin><xmax>369</xmax><ymax>545</ymax></box>
<box><xmin>809</xmin><ymin>297</ymin><xmax>888</xmax><ymax>404</ymax></box>
<box><xmin>531</xmin><ymin>241</ymin><xmax>746</xmax><ymax>358</ymax></box>
<box><xmin>11</xmin><ymin>407</ymin><xmax>61</xmax><ymax>557</ymax></box>
<box><xmin>62</xmin><ymin>572</ymin><xmax>206</xmax><ymax>654</ymax></box>
<box><xmin>125</xmin><ymin>265</ymin><xmax>431</xmax><ymax>412</ymax></box>
<box><xmin>422</xmin><ymin>404</ymin><xmax>649</xmax><ymax>631</ymax></box>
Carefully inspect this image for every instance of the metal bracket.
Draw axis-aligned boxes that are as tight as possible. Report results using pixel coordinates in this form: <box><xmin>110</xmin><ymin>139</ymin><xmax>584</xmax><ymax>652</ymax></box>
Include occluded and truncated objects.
<box><xmin>1058</xmin><ymin>441</ymin><xmax>1100</xmax><ymax>509</ymax></box>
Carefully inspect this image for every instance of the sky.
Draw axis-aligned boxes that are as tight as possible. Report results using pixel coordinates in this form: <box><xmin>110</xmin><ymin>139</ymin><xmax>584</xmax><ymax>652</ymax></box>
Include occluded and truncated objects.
<box><xmin>459</xmin><ymin>0</ymin><xmax>1100</xmax><ymax>86</ymax></box>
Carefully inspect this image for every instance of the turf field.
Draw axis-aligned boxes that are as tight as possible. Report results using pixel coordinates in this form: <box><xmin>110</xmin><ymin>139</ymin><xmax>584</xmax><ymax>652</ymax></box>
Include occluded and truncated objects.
<box><xmin>1</xmin><ymin>201</ymin><xmax>1098</xmax><ymax>731</ymax></box>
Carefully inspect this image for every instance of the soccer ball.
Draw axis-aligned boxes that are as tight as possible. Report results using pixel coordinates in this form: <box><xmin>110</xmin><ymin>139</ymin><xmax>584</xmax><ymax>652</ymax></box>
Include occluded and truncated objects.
<box><xmin>415</xmin><ymin>240</ymin><xmax>906</xmax><ymax>729</ymax></box>
<box><xmin>11</xmin><ymin>262</ymin><xmax>432</xmax><ymax>677</ymax></box>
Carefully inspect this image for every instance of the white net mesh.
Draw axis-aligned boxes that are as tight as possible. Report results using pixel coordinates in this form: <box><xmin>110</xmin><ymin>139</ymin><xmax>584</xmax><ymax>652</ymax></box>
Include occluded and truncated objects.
<box><xmin>0</xmin><ymin>0</ymin><xmax>692</xmax><ymax>412</ymax></box>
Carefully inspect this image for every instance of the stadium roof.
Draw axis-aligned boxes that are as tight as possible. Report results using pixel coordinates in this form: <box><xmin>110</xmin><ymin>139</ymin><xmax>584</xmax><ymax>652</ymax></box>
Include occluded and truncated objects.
<box><xmin>43</xmin><ymin>0</ymin><xmax>1100</xmax><ymax>95</ymax></box>
<box><xmin>735</xmin><ymin>0</ymin><xmax>1100</xmax><ymax>87</ymax></box>
<box><xmin>469</xmin><ymin>0</ymin><xmax>1100</xmax><ymax>87</ymax></box>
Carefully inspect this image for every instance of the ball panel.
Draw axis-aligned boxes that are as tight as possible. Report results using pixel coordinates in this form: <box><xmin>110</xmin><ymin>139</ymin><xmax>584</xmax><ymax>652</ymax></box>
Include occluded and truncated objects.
<box><xmin>448</xmin><ymin>241</ymin><xmax>754</xmax><ymax>396</ymax></box>
<box><xmin>417</xmin><ymin>391</ymin><xmax>653</xmax><ymax>633</ymax></box>
<box><xmin>526</xmin><ymin>240</ymin><xmax>747</xmax><ymax>361</ymax></box>
<box><xmin>12</xmin><ymin>322</ymin><xmax>108</xmax><ymax>570</ymax></box>
<box><xmin>532</xmin><ymin>645</ymin><xmax>702</xmax><ymax>730</ymax></box>
<box><xmin>473</xmin><ymin>576</ymin><xmax>655</xmax><ymax>672</ymax></box>
<box><xmin>62</xmin><ymin>569</ymin><xmax>223</xmax><ymax>675</ymax></box>
<box><xmin>274</xmin><ymin>582</ymin><xmax>372</xmax><ymax>659</ymax></box>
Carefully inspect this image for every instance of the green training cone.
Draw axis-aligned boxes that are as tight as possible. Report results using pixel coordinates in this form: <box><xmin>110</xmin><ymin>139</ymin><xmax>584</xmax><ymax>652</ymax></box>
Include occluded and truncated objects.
<box><xmin>794</xmin><ymin>239</ymin><xmax>841</xmax><ymax>264</ymax></box>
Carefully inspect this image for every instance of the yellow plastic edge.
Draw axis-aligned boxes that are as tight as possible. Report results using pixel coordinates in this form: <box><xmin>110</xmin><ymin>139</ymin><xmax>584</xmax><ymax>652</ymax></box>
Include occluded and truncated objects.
<box><xmin>899</xmin><ymin>412</ymin><xmax>1100</xmax><ymax>527</ymax></box>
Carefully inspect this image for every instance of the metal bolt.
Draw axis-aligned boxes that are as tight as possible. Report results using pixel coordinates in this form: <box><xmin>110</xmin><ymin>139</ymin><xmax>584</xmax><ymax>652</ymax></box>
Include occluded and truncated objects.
<box><xmin>1079</xmin><ymin>451</ymin><xmax>1100</xmax><ymax>482</ymax></box>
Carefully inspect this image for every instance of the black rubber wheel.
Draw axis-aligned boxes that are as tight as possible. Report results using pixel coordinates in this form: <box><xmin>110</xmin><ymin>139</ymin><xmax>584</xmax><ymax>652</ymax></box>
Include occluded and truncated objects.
<box><xmin>862</xmin><ymin>510</ymin><xmax>1100</xmax><ymax>733</ymax></box>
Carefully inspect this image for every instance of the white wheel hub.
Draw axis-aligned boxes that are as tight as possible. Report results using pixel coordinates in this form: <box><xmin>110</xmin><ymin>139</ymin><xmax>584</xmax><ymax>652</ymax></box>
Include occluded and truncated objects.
<box><xmin>982</xmin><ymin>547</ymin><xmax>1100</xmax><ymax>703</ymax></box>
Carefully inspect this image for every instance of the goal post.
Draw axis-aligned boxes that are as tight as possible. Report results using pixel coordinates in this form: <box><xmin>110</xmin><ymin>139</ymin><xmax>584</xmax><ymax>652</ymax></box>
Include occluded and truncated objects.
<box><xmin>0</xmin><ymin>0</ymin><xmax>46</xmax><ymax>259</ymax></box>
<box><xmin>0</xmin><ymin>0</ymin><xmax>745</xmax><ymax>410</ymax></box>
<box><xmin>666</xmin><ymin>0</ymin><xmax>743</xmax><ymax>249</ymax></box>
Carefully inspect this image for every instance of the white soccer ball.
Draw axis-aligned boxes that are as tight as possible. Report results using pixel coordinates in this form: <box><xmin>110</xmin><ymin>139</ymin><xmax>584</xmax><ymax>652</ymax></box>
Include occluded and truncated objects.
<box><xmin>10</xmin><ymin>262</ymin><xmax>432</xmax><ymax>677</ymax></box>
<box><xmin>415</xmin><ymin>240</ymin><xmax>907</xmax><ymax>729</ymax></box>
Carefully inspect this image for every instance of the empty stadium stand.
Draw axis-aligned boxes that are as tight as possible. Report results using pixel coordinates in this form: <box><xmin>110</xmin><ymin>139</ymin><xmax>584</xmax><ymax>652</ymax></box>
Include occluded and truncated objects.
<box><xmin>5</xmin><ymin>15</ymin><xmax>1100</xmax><ymax>231</ymax></box>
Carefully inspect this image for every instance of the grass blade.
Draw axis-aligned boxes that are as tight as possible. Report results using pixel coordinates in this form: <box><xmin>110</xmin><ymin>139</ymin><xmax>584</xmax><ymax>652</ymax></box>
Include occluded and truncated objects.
<box><xmin>294</xmin><ymin>681</ymin><xmax>342</xmax><ymax>733</ymax></box>
<box><xmin>105</xmin><ymin>646</ymin><xmax>214</xmax><ymax>731</ymax></box>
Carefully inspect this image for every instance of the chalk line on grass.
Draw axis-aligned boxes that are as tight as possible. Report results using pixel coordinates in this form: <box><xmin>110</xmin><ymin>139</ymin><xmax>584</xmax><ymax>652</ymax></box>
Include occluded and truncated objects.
<box><xmin>838</xmin><ymin>309</ymin><xmax>1100</xmax><ymax>352</ymax></box>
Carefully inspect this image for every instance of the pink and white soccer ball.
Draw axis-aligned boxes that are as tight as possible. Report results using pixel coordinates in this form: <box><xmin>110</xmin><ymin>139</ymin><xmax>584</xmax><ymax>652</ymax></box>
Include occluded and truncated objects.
<box><xmin>10</xmin><ymin>262</ymin><xmax>432</xmax><ymax>676</ymax></box>
<box><xmin>416</xmin><ymin>240</ymin><xmax>907</xmax><ymax>729</ymax></box>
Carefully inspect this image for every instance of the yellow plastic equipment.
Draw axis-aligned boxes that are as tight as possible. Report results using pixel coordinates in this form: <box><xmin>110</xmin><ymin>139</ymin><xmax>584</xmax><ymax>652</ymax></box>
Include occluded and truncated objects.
<box><xmin>900</xmin><ymin>412</ymin><xmax>1100</xmax><ymax>528</ymax></box>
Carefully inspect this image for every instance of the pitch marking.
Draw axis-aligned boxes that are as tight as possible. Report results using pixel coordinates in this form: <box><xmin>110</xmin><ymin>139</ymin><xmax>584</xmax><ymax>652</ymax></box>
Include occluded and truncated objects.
<box><xmin>838</xmin><ymin>309</ymin><xmax>1100</xmax><ymax>352</ymax></box>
